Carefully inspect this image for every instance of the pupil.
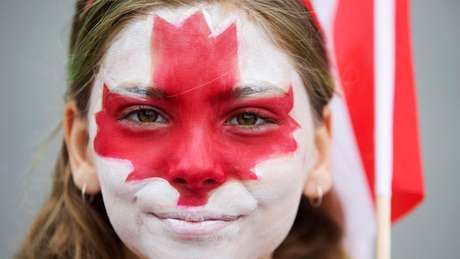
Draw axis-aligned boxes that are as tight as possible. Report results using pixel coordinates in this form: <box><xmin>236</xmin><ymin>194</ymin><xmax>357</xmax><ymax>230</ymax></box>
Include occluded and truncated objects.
<box><xmin>237</xmin><ymin>113</ymin><xmax>257</xmax><ymax>125</ymax></box>
<box><xmin>138</xmin><ymin>109</ymin><xmax>157</xmax><ymax>122</ymax></box>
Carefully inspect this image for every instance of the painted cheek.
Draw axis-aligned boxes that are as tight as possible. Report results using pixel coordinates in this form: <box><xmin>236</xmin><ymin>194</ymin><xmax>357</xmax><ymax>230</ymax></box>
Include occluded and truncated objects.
<box><xmin>94</xmin><ymin>12</ymin><xmax>299</xmax><ymax>207</ymax></box>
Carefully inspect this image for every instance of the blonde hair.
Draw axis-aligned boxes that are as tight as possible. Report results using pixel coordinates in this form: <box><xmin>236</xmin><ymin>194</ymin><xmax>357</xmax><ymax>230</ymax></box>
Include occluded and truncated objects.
<box><xmin>16</xmin><ymin>1</ymin><xmax>345</xmax><ymax>259</ymax></box>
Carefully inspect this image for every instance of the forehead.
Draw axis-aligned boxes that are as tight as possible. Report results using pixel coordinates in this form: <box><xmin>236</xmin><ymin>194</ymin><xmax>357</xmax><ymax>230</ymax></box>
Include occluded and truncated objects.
<box><xmin>100</xmin><ymin>3</ymin><xmax>295</xmax><ymax>90</ymax></box>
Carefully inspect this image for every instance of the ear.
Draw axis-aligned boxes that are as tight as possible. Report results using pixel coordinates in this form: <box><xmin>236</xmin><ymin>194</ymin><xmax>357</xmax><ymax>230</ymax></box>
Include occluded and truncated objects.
<box><xmin>303</xmin><ymin>106</ymin><xmax>332</xmax><ymax>199</ymax></box>
<box><xmin>63</xmin><ymin>101</ymin><xmax>100</xmax><ymax>195</ymax></box>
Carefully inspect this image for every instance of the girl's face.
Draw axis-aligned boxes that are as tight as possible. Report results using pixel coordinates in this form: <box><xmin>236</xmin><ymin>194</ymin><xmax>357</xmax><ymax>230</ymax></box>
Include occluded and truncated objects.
<box><xmin>87</xmin><ymin>4</ymin><xmax>316</xmax><ymax>259</ymax></box>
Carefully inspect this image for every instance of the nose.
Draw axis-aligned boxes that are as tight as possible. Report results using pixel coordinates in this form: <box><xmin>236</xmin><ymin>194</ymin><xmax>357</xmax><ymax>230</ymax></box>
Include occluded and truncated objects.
<box><xmin>169</xmin><ymin>168</ymin><xmax>226</xmax><ymax>194</ymax></box>
<box><xmin>166</xmin><ymin>127</ymin><xmax>226</xmax><ymax>198</ymax></box>
<box><xmin>166</xmin><ymin>165</ymin><xmax>226</xmax><ymax>206</ymax></box>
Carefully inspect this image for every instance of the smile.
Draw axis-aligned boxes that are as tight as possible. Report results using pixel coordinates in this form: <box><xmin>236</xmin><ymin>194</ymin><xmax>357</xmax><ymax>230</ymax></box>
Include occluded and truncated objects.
<box><xmin>146</xmin><ymin>210</ymin><xmax>243</xmax><ymax>239</ymax></box>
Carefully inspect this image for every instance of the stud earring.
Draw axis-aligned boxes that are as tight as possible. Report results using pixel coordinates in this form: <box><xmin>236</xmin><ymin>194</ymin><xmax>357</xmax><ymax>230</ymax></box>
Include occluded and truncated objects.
<box><xmin>81</xmin><ymin>183</ymin><xmax>87</xmax><ymax>201</ymax></box>
<box><xmin>309</xmin><ymin>185</ymin><xmax>323</xmax><ymax>208</ymax></box>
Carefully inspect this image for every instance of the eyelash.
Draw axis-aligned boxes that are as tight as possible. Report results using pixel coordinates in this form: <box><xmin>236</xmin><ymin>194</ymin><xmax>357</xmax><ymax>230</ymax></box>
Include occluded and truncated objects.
<box><xmin>225</xmin><ymin>111</ymin><xmax>277</xmax><ymax>130</ymax></box>
<box><xmin>118</xmin><ymin>106</ymin><xmax>168</xmax><ymax>127</ymax></box>
<box><xmin>118</xmin><ymin>106</ymin><xmax>277</xmax><ymax>130</ymax></box>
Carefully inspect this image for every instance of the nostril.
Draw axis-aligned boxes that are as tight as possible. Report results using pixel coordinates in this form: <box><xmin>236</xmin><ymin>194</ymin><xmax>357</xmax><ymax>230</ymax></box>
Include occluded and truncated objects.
<box><xmin>173</xmin><ymin>178</ymin><xmax>187</xmax><ymax>185</ymax></box>
<box><xmin>203</xmin><ymin>178</ymin><xmax>218</xmax><ymax>186</ymax></box>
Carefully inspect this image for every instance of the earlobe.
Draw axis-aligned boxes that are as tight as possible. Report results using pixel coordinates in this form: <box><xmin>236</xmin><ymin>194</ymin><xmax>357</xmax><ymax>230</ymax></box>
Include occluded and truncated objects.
<box><xmin>303</xmin><ymin>106</ymin><xmax>332</xmax><ymax>200</ymax></box>
<box><xmin>63</xmin><ymin>101</ymin><xmax>100</xmax><ymax>195</ymax></box>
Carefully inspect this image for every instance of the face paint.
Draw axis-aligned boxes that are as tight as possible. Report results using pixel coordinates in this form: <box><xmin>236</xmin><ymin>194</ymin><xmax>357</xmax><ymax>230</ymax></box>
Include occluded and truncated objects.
<box><xmin>94</xmin><ymin>12</ymin><xmax>299</xmax><ymax>206</ymax></box>
<box><xmin>89</xmin><ymin>5</ymin><xmax>317</xmax><ymax>259</ymax></box>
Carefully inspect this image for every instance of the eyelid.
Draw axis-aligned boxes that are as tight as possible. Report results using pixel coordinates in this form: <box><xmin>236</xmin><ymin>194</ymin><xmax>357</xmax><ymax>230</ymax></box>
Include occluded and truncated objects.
<box><xmin>226</xmin><ymin>108</ymin><xmax>279</xmax><ymax>123</ymax></box>
<box><xmin>119</xmin><ymin>105</ymin><xmax>167</xmax><ymax>120</ymax></box>
<box><xmin>226</xmin><ymin>116</ymin><xmax>272</xmax><ymax>127</ymax></box>
<box><xmin>118</xmin><ymin>105</ymin><xmax>170</xmax><ymax>128</ymax></box>
<box><xmin>224</xmin><ymin>109</ymin><xmax>279</xmax><ymax>131</ymax></box>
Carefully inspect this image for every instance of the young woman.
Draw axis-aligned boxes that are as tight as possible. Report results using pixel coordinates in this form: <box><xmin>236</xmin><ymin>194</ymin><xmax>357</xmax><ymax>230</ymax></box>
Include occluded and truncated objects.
<box><xmin>16</xmin><ymin>0</ymin><xmax>347</xmax><ymax>258</ymax></box>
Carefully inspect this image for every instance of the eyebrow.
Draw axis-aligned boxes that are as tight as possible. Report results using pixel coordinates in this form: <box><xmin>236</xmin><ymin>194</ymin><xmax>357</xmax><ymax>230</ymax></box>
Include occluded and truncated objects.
<box><xmin>233</xmin><ymin>83</ymin><xmax>287</xmax><ymax>98</ymax></box>
<box><xmin>112</xmin><ymin>86</ymin><xmax>166</xmax><ymax>99</ymax></box>
<box><xmin>111</xmin><ymin>82</ymin><xmax>287</xmax><ymax>100</ymax></box>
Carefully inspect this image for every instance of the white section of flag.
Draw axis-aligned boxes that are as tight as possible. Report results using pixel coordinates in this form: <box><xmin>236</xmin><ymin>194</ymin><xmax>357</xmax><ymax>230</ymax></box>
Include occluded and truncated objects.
<box><xmin>310</xmin><ymin>1</ymin><xmax>377</xmax><ymax>259</ymax></box>
<box><xmin>330</xmin><ymin>96</ymin><xmax>376</xmax><ymax>259</ymax></box>
<box><xmin>374</xmin><ymin>0</ymin><xmax>396</xmax><ymax>197</ymax></box>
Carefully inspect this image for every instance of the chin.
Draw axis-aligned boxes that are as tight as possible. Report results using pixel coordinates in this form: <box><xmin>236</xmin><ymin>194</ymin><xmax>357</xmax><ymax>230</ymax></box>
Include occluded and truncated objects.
<box><xmin>132</xmin><ymin>214</ymin><xmax>256</xmax><ymax>259</ymax></box>
<box><xmin>117</xmin><ymin>210</ymin><xmax>287</xmax><ymax>259</ymax></box>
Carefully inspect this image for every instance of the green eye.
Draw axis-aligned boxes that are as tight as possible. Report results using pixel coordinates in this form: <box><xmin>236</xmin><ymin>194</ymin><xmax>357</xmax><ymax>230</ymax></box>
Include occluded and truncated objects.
<box><xmin>136</xmin><ymin>109</ymin><xmax>159</xmax><ymax>123</ymax></box>
<box><xmin>121</xmin><ymin>107</ymin><xmax>167</xmax><ymax>124</ymax></box>
<box><xmin>228</xmin><ymin>112</ymin><xmax>273</xmax><ymax>128</ymax></box>
<box><xmin>236</xmin><ymin>112</ymin><xmax>259</xmax><ymax>126</ymax></box>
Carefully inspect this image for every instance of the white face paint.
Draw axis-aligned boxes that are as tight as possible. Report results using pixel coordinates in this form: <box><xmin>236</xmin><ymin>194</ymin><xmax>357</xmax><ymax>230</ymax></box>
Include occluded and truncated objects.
<box><xmin>87</xmin><ymin>3</ymin><xmax>316</xmax><ymax>259</ymax></box>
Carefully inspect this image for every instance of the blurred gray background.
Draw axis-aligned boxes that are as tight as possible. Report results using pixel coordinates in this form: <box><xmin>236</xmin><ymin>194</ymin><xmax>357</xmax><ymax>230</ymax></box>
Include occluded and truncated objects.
<box><xmin>1</xmin><ymin>0</ymin><xmax>459</xmax><ymax>258</ymax></box>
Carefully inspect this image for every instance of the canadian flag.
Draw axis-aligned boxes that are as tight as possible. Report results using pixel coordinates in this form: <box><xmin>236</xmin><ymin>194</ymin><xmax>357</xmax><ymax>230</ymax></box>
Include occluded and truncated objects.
<box><xmin>303</xmin><ymin>0</ymin><xmax>425</xmax><ymax>259</ymax></box>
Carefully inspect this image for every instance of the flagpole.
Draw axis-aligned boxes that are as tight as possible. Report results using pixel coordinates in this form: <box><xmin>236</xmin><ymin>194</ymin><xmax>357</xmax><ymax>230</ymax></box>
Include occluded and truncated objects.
<box><xmin>374</xmin><ymin>0</ymin><xmax>396</xmax><ymax>259</ymax></box>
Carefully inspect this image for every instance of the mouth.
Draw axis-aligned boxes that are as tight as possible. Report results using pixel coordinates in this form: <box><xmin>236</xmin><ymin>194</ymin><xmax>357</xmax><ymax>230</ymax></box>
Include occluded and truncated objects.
<box><xmin>146</xmin><ymin>210</ymin><xmax>243</xmax><ymax>239</ymax></box>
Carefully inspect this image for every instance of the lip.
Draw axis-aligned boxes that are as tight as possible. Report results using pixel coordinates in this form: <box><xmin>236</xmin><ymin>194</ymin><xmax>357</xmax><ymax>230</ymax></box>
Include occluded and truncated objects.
<box><xmin>153</xmin><ymin>210</ymin><xmax>241</xmax><ymax>222</ymax></box>
<box><xmin>146</xmin><ymin>210</ymin><xmax>243</xmax><ymax>239</ymax></box>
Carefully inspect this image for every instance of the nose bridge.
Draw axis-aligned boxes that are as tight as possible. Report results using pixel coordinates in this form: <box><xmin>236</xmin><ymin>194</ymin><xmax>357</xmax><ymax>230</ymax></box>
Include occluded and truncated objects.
<box><xmin>189</xmin><ymin>124</ymin><xmax>211</xmax><ymax>157</ymax></box>
<box><xmin>180</xmin><ymin>124</ymin><xmax>213</xmax><ymax>166</ymax></box>
<box><xmin>167</xmin><ymin>123</ymin><xmax>226</xmax><ymax>195</ymax></box>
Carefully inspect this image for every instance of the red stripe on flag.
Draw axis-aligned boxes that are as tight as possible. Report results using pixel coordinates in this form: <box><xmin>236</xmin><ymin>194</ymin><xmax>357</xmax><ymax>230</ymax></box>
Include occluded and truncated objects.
<box><xmin>303</xmin><ymin>0</ymin><xmax>424</xmax><ymax>222</ymax></box>
<box><xmin>333</xmin><ymin>0</ymin><xmax>424</xmax><ymax>222</ymax></box>
<box><xmin>392</xmin><ymin>0</ymin><xmax>424</xmax><ymax>222</ymax></box>
<box><xmin>333</xmin><ymin>0</ymin><xmax>376</xmax><ymax>206</ymax></box>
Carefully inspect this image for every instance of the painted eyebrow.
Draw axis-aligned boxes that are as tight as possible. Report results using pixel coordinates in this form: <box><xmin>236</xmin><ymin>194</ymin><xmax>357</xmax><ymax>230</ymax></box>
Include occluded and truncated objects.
<box><xmin>112</xmin><ymin>86</ymin><xmax>166</xmax><ymax>99</ymax></box>
<box><xmin>233</xmin><ymin>83</ymin><xmax>287</xmax><ymax>98</ymax></box>
<box><xmin>111</xmin><ymin>83</ymin><xmax>286</xmax><ymax>99</ymax></box>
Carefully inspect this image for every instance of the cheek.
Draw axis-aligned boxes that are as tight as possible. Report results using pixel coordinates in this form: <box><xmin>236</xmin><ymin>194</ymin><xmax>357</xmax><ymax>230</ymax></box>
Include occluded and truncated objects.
<box><xmin>91</xmin><ymin>157</ymin><xmax>142</xmax><ymax>246</ymax></box>
<box><xmin>240</xmin><ymin>127</ymin><xmax>313</xmax><ymax>247</ymax></box>
<box><xmin>94</xmin><ymin>157</ymin><xmax>132</xmax><ymax>193</ymax></box>
<box><xmin>92</xmin><ymin>154</ymin><xmax>181</xmax><ymax>207</ymax></box>
<box><xmin>91</xmin><ymin>155</ymin><xmax>182</xmax><ymax>253</ymax></box>
<box><xmin>245</xmin><ymin>72</ymin><xmax>317</xmax><ymax>207</ymax></box>
<box><xmin>87</xmin><ymin>82</ymin><xmax>180</xmax><ymax>208</ymax></box>
<box><xmin>248</xmin><ymin>122</ymin><xmax>314</xmax><ymax>205</ymax></box>
<box><xmin>234</xmin><ymin>132</ymin><xmax>311</xmax><ymax>257</ymax></box>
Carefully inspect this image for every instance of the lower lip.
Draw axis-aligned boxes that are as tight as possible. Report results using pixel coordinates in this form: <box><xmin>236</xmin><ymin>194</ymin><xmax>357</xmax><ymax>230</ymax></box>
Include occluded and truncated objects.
<box><xmin>149</xmin><ymin>214</ymin><xmax>238</xmax><ymax>239</ymax></box>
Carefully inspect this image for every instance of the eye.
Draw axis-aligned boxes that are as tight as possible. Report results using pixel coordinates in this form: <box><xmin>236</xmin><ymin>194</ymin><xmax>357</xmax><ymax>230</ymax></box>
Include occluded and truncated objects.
<box><xmin>226</xmin><ymin>112</ymin><xmax>276</xmax><ymax>128</ymax></box>
<box><xmin>119</xmin><ymin>106</ymin><xmax>168</xmax><ymax>125</ymax></box>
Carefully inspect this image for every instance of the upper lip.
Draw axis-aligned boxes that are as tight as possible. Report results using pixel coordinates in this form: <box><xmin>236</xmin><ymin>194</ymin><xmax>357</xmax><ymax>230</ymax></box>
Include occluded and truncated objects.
<box><xmin>148</xmin><ymin>210</ymin><xmax>242</xmax><ymax>223</ymax></box>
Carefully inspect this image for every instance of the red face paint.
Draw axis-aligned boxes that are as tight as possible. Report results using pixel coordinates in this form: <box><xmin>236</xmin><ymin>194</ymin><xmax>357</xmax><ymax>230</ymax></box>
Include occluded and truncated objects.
<box><xmin>94</xmin><ymin>12</ymin><xmax>299</xmax><ymax>206</ymax></box>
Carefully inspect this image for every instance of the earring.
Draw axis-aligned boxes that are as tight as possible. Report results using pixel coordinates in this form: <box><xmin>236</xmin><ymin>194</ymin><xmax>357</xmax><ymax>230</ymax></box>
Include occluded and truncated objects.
<box><xmin>309</xmin><ymin>185</ymin><xmax>323</xmax><ymax>208</ymax></box>
<box><xmin>81</xmin><ymin>183</ymin><xmax>87</xmax><ymax>201</ymax></box>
